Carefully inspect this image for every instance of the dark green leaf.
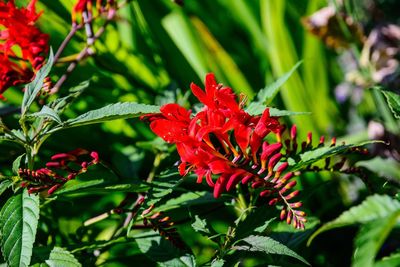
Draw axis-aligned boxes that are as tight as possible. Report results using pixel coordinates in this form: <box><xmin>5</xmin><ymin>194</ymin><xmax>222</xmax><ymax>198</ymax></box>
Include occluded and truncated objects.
<box><xmin>29</xmin><ymin>106</ymin><xmax>62</xmax><ymax>124</ymax></box>
<box><xmin>291</xmin><ymin>140</ymin><xmax>383</xmax><ymax>171</ymax></box>
<box><xmin>12</xmin><ymin>154</ymin><xmax>25</xmax><ymax>175</ymax></box>
<box><xmin>308</xmin><ymin>195</ymin><xmax>400</xmax><ymax>245</ymax></box>
<box><xmin>0</xmin><ymin>180</ymin><xmax>12</xmax><ymax>197</ymax></box>
<box><xmin>50</xmin><ymin>81</ymin><xmax>89</xmax><ymax>113</ymax></box>
<box><xmin>0</xmin><ymin>189</ymin><xmax>40</xmax><ymax>267</ymax></box>
<box><xmin>45</xmin><ymin>247</ymin><xmax>81</xmax><ymax>267</ymax></box>
<box><xmin>374</xmin><ymin>253</ymin><xmax>400</xmax><ymax>267</ymax></box>
<box><xmin>155</xmin><ymin>191</ymin><xmax>217</xmax><ymax>212</ymax></box>
<box><xmin>21</xmin><ymin>49</ymin><xmax>54</xmax><ymax>115</ymax></box>
<box><xmin>60</xmin><ymin>102</ymin><xmax>160</xmax><ymax>129</ymax></box>
<box><xmin>352</xmin><ymin>212</ymin><xmax>400</xmax><ymax>267</ymax></box>
<box><xmin>134</xmin><ymin>231</ymin><xmax>196</xmax><ymax>267</ymax></box>
<box><xmin>234</xmin><ymin>206</ymin><xmax>275</xmax><ymax>241</ymax></box>
<box><xmin>236</xmin><ymin>235</ymin><xmax>310</xmax><ymax>266</ymax></box>
<box><xmin>381</xmin><ymin>90</ymin><xmax>400</xmax><ymax>119</ymax></box>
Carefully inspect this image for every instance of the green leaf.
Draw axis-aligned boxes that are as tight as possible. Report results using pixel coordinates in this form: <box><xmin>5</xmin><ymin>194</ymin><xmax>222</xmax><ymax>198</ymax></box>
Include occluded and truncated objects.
<box><xmin>234</xmin><ymin>206</ymin><xmax>275</xmax><ymax>241</ymax></box>
<box><xmin>236</xmin><ymin>235</ymin><xmax>310</xmax><ymax>266</ymax></box>
<box><xmin>60</xmin><ymin>102</ymin><xmax>160</xmax><ymax>129</ymax></box>
<box><xmin>50</xmin><ymin>81</ymin><xmax>89</xmax><ymax>113</ymax></box>
<box><xmin>134</xmin><ymin>231</ymin><xmax>196</xmax><ymax>267</ymax></box>
<box><xmin>356</xmin><ymin>157</ymin><xmax>400</xmax><ymax>181</ymax></box>
<box><xmin>352</xmin><ymin>211</ymin><xmax>400</xmax><ymax>267</ymax></box>
<box><xmin>211</xmin><ymin>259</ymin><xmax>225</xmax><ymax>267</ymax></box>
<box><xmin>12</xmin><ymin>154</ymin><xmax>25</xmax><ymax>175</ymax></box>
<box><xmin>0</xmin><ymin>189</ymin><xmax>40</xmax><ymax>267</ymax></box>
<box><xmin>374</xmin><ymin>253</ymin><xmax>400</xmax><ymax>267</ymax></box>
<box><xmin>246</xmin><ymin>103</ymin><xmax>310</xmax><ymax>117</ymax></box>
<box><xmin>21</xmin><ymin>48</ymin><xmax>54</xmax><ymax>115</ymax></box>
<box><xmin>253</xmin><ymin>61</ymin><xmax>302</xmax><ymax>105</ymax></box>
<box><xmin>0</xmin><ymin>180</ymin><xmax>12</xmax><ymax>197</ymax></box>
<box><xmin>29</xmin><ymin>106</ymin><xmax>62</xmax><ymax>124</ymax></box>
<box><xmin>45</xmin><ymin>247</ymin><xmax>81</xmax><ymax>267</ymax></box>
<box><xmin>381</xmin><ymin>89</ymin><xmax>400</xmax><ymax>119</ymax></box>
<box><xmin>154</xmin><ymin>191</ymin><xmax>218</xmax><ymax>212</ymax></box>
<box><xmin>191</xmin><ymin>215</ymin><xmax>211</xmax><ymax>235</ymax></box>
<box><xmin>308</xmin><ymin>195</ymin><xmax>400</xmax><ymax>245</ymax></box>
<box><xmin>291</xmin><ymin>140</ymin><xmax>383</xmax><ymax>171</ymax></box>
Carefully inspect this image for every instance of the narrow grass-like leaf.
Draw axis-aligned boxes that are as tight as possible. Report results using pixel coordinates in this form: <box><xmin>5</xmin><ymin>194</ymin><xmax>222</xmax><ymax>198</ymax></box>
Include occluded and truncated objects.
<box><xmin>29</xmin><ymin>106</ymin><xmax>62</xmax><ymax>124</ymax></box>
<box><xmin>21</xmin><ymin>48</ymin><xmax>54</xmax><ymax>115</ymax></box>
<box><xmin>0</xmin><ymin>189</ymin><xmax>40</xmax><ymax>267</ymax></box>
<box><xmin>352</xmin><ymin>212</ymin><xmax>400</xmax><ymax>267</ymax></box>
<box><xmin>381</xmin><ymin>89</ymin><xmax>400</xmax><ymax>119</ymax></box>
<box><xmin>308</xmin><ymin>195</ymin><xmax>400</xmax><ymax>245</ymax></box>
<box><xmin>236</xmin><ymin>235</ymin><xmax>310</xmax><ymax>266</ymax></box>
<box><xmin>58</xmin><ymin>102</ymin><xmax>160</xmax><ymax>129</ymax></box>
<box><xmin>45</xmin><ymin>247</ymin><xmax>81</xmax><ymax>267</ymax></box>
<box><xmin>254</xmin><ymin>61</ymin><xmax>302</xmax><ymax>105</ymax></box>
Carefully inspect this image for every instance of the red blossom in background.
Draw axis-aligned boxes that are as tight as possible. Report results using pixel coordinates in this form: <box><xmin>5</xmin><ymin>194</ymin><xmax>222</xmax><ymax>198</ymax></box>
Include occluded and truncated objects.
<box><xmin>19</xmin><ymin>148</ymin><xmax>99</xmax><ymax>195</ymax></box>
<box><xmin>0</xmin><ymin>0</ymin><xmax>49</xmax><ymax>97</ymax></box>
<box><xmin>145</xmin><ymin>73</ymin><xmax>307</xmax><ymax>229</ymax></box>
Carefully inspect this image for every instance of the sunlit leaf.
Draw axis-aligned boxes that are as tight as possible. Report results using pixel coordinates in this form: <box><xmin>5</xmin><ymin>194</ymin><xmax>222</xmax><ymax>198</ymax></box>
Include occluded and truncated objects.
<box><xmin>0</xmin><ymin>189</ymin><xmax>40</xmax><ymax>267</ymax></box>
<box><xmin>45</xmin><ymin>247</ymin><xmax>81</xmax><ymax>267</ymax></box>
<box><xmin>308</xmin><ymin>195</ymin><xmax>400</xmax><ymax>245</ymax></box>
<box><xmin>236</xmin><ymin>235</ymin><xmax>310</xmax><ymax>266</ymax></box>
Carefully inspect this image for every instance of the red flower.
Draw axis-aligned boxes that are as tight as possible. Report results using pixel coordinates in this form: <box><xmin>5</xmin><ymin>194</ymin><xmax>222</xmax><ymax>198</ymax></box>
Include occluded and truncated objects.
<box><xmin>145</xmin><ymin>73</ymin><xmax>306</xmax><ymax>229</ymax></box>
<box><xmin>0</xmin><ymin>0</ymin><xmax>49</xmax><ymax>97</ymax></box>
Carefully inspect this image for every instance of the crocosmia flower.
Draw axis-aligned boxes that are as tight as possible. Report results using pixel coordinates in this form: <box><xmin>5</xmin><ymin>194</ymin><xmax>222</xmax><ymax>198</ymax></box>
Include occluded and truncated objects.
<box><xmin>144</xmin><ymin>73</ymin><xmax>307</xmax><ymax>229</ymax></box>
<box><xmin>0</xmin><ymin>0</ymin><xmax>49</xmax><ymax>98</ymax></box>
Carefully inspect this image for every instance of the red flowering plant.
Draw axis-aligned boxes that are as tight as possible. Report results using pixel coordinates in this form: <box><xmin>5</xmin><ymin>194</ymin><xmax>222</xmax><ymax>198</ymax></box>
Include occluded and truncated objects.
<box><xmin>143</xmin><ymin>73</ymin><xmax>371</xmax><ymax>230</ymax></box>
<box><xmin>0</xmin><ymin>0</ymin><xmax>49</xmax><ymax>98</ymax></box>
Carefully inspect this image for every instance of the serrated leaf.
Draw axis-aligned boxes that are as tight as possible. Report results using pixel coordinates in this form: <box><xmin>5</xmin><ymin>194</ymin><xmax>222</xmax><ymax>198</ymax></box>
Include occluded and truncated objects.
<box><xmin>253</xmin><ymin>61</ymin><xmax>302</xmax><ymax>105</ymax></box>
<box><xmin>29</xmin><ymin>106</ymin><xmax>62</xmax><ymax>124</ymax></box>
<box><xmin>45</xmin><ymin>247</ymin><xmax>81</xmax><ymax>267</ymax></box>
<box><xmin>236</xmin><ymin>235</ymin><xmax>310</xmax><ymax>266</ymax></box>
<box><xmin>352</xmin><ymin>211</ymin><xmax>400</xmax><ymax>267</ymax></box>
<box><xmin>191</xmin><ymin>215</ymin><xmax>211</xmax><ymax>235</ymax></box>
<box><xmin>0</xmin><ymin>180</ymin><xmax>12</xmax><ymax>197</ymax></box>
<box><xmin>12</xmin><ymin>154</ymin><xmax>25</xmax><ymax>175</ymax></box>
<box><xmin>292</xmin><ymin>140</ymin><xmax>383</xmax><ymax>171</ymax></box>
<box><xmin>50</xmin><ymin>81</ymin><xmax>89</xmax><ymax>113</ymax></box>
<box><xmin>381</xmin><ymin>89</ymin><xmax>400</xmax><ymax>119</ymax></box>
<box><xmin>61</xmin><ymin>102</ymin><xmax>160</xmax><ymax>129</ymax></box>
<box><xmin>0</xmin><ymin>189</ymin><xmax>40</xmax><ymax>267</ymax></box>
<box><xmin>308</xmin><ymin>195</ymin><xmax>400</xmax><ymax>245</ymax></box>
<box><xmin>246</xmin><ymin>103</ymin><xmax>310</xmax><ymax>117</ymax></box>
<box><xmin>374</xmin><ymin>253</ymin><xmax>400</xmax><ymax>267</ymax></box>
<box><xmin>21</xmin><ymin>48</ymin><xmax>54</xmax><ymax>115</ymax></box>
<box><xmin>134</xmin><ymin>231</ymin><xmax>196</xmax><ymax>267</ymax></box>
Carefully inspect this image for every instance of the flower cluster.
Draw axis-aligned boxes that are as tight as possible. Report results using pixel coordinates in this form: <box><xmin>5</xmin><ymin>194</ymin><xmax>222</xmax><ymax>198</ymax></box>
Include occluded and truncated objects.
<box><xmin>0</xmin><ymin>0</ymin><xmax>49</xmax><ymax>97</ymax></box>
<box><xmin>145</xmin><ymin>74</ymin><xmax>307</xmax><ymax>229</ymax></box>
<box><xmin>19</xmin><ymin>148</ymin><xmax>99</xmax><ymax>195</ymax></box>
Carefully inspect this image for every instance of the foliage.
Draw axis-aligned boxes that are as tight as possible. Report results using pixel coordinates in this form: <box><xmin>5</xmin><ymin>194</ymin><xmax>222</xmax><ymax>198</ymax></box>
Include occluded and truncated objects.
<box><xmin>0</xmin><ymin>0</ymin><xmax>399</xmax><ymax>266</ymax></box>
